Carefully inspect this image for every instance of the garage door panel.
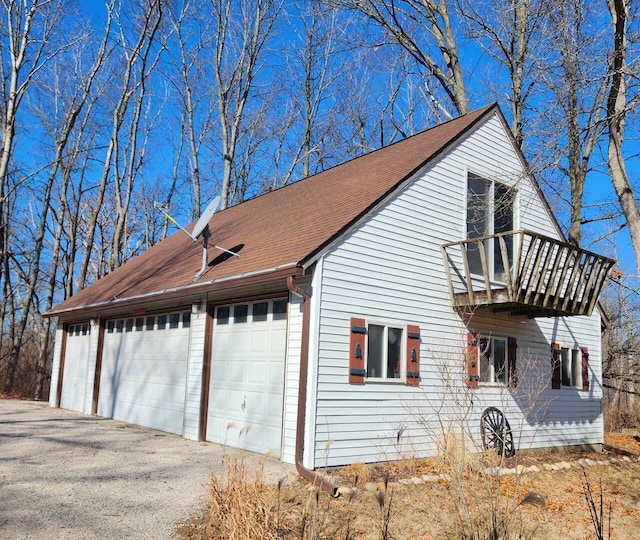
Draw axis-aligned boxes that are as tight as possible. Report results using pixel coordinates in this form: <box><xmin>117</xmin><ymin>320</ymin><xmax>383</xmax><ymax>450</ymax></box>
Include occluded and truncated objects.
<box><xmin>98</xmin><ymin>312</ymin><xmax>190</xmax><ymax>435</ymax></box>
<box><xmin>60</xmin><ymin>324</ymin><xmax>92</xmax><ymax>413</ymax></box>
<box><xmin>207</xmin><ymin>299</ymin><xmax>287</xmax><ymax>455</ymax></box>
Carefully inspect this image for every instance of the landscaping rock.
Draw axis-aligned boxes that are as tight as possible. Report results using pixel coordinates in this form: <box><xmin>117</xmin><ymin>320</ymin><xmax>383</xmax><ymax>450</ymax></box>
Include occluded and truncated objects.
<box><xmin>520</xmin><ymin>491</ymin><xmax>546</xmax><ymax>508</ymax></box>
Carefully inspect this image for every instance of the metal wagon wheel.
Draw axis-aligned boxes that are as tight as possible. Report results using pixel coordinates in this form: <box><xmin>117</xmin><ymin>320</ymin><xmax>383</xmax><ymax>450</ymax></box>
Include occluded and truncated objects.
<box><xmin>481</xmin><ymin>407</ymin><xmax>515</xmax><ymax>457</ymax></box>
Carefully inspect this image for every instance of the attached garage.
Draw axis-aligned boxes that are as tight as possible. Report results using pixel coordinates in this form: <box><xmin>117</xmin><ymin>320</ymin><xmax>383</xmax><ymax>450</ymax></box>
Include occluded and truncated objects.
<box><xmin>59</xmin><ymin>323</ymin><xmax>92</xmax><ymax>413</ymax></box>
<box><xmin>206</xmin><ymin>298</ymin><xmax>288</xmax><ymax>455</ymax></box>
<box><xmin>97</xmin><ymin>311</ymin><xmax>191</xmax><ymax>435</ymax></box>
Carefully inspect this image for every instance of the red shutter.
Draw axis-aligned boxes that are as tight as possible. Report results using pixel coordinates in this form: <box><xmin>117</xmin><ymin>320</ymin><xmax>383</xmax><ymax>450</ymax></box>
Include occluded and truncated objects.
<box><xmin>551</xmin><ymin>342</ymin><xmax>561</xmax><ymax>389</ymax></box>
<box><xmin>406</xmin><ymin>325</ymin><xmax>420</xmax><ymax>386</ymax></box>
<box><xmin>466</xmin><ymin>332</ymin><xmax>479</xmax><ymax>388</ymax></box>
<box><xmin>349</xmin><ymin>318</ymin><xmax>366</xmax><ymax>384</ymax></box>
<box><xmin>581</xmin><ymin>346</ymin><xmax>590</xmax><ymax>391</ymax></box>
<box><xmin>508</xmin><ymin>337</ymin><xmax>517</xmax><ymax>388</ymax></box>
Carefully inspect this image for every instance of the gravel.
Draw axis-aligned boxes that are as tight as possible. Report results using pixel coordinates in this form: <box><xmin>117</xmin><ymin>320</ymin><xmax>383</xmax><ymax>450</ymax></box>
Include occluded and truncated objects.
<box><xmin>0</xmin><ymin>399</ymin><xmax>297</xmax><ymax>539</ymax></box>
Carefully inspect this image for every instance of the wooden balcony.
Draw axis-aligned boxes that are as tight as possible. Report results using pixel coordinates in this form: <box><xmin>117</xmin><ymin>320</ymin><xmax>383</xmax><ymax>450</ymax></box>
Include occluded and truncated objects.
<box><xmin>441</xmin><ymin>230</ymin><xmax>615</xmax><ymax>318</ymax></box>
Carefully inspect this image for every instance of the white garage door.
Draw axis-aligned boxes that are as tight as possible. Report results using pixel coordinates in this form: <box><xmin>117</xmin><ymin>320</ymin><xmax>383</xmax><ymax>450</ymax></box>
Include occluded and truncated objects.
<box><xmin>207</xmin><ymin>299</ymin><xmax>287</xmax><ymax>455</ymax></box>
<box><xmin>98</xmin><ymin>311</ymin><xmax>190</xmax><ymax>435</ymax></box>
<box><xmin>60</xmin><ymin>323</ymin><xmax>92</xmax><ymax>413</ymax></box>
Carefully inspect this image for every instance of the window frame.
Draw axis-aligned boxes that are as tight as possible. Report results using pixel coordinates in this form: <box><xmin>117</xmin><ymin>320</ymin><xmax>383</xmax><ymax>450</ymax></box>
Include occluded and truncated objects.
<box><xmin>466</xmin><ymin>172</ymin><xmax>517</xmax><ymax>281</ymax></box>
<box><xmin>477</xmin><ymin>335</ymin><xmax>509</xmax><ymax>386</ymax></box>
<box><xmin>560</xmin><ymin>346</ymin><xmax>583</xmax><ymax>389</ymax></box>
<box><xmin>364</xmin><ymin>321</ymin><xmax>405</xmax><ymax>382</ymax></box>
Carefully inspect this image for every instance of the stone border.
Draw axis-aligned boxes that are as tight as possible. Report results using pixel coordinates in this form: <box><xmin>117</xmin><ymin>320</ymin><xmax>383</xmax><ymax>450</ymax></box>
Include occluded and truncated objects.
<box><xmin>388</xmin><ymin>454</ymin><xmax>640</xmax><ymax>486</ymax></box>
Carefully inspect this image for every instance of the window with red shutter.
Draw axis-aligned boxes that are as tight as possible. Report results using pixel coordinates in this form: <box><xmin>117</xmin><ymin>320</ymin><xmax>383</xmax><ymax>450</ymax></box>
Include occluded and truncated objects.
<box><xmin>349</xmin><ymin>318</ymin><xmax>366</xmax><ymax>384</ymax></box>
<box><xmin>507</xmin><ymin>337</ymin><xmax>517</xmax><ymax>388</ymax></box>
<box><xmin>406</xmin><ymin>325</ymin><xmax>420</xmax><ymax>386</ymax></box>
<box><xmin>467</xmin><ymin>333</ymin><xmax>516</xmax><ymax>387</ymax></box>
<box><xmin>551</xmin><ymin>342</ymin><xmax>561</xmax><ymax>389</ymax></box>
<box><xmin>348</xmin><ymin>319</ymin><xmax>420</xmax><ymax>384</ymax></box>
<box><xmin>581</xmin><ymin>347</ymin><xmax>589</xmax><ymax>391</ymax></box>
<box><xmin>466</xmin><ymin>332</ymin><xmax>479</xmax><ymax>388</ymax></box>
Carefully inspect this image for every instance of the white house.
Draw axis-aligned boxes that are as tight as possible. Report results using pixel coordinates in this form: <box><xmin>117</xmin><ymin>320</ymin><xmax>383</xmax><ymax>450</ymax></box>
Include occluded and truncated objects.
<box><xmin>47</xmin><ymin>104</ymin><xmax>614</xmax><ymax>493</ymax></box>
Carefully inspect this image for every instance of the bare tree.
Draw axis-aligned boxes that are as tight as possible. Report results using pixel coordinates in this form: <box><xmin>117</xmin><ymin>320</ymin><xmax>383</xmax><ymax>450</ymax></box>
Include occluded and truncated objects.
<box><xmin>164</xmin><ymin>0</ymin><xmax>217</xmax><ymax>217</ymax></box>
<box><xmin>605</xmin><ymin>0</ymin><xmax>640</xmax><ymax>273</ymax></box>
<box><xmin>76</xmin><ymin>0</ymin><xmax>163</xmax><ymax>284</ymax></box>
<box><xmin>0</xmin><ymin>0</ymin><xmax>83</xmax><ymax>393</ymax></box>
<box><xmin>457</xmin><ymin>0</ymin><xmax>546</xmax><ymax>146</ymax></box>
<box><xmin>335</xmin><ymin>0</ymin><xmax>468</xmax><ymax>116</ymax></box>
<box><xmin>211</xmin><ymin>0</ymin><xmax>281</xmax><ymax>209</ymax></box>
<box><xmin>535</xmin><ymin>0</ymin><xmax>609</xmax><ymax>247</ymax></box>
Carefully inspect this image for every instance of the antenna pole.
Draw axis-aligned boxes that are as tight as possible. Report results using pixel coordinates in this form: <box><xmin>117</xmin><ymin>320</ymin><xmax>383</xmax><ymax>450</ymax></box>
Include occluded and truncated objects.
<box><xmin>154</xmin><ymin>204</ymin><xmax>193</xmax><ymax>239</ymax></box>
<box><xmin>194</xmin><ymin>225</ymin><xmax>210</xmax><ymax>281</ymax></box>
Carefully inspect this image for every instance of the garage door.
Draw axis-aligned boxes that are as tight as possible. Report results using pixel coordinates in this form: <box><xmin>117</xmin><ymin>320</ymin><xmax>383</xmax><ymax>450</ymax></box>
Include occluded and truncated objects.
<box><xmin>98</xmin><ymin>311</ymin><xmax>191</xmax><ymax>435</ymax></box>
<box><xmin>60</xmin><ymin>323</ymin><xmax>92</xmax><ymax>413</ymax></box>
<box><xmin>207</xmin><ymin>299</ymin><xmax>287</xmax><ymax>455</ymax></box>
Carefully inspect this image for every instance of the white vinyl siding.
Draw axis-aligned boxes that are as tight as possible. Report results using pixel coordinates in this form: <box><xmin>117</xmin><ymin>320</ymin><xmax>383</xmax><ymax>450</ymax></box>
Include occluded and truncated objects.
<box><xmin>183</xmin><ymin>303</ymin><xmax>207</xmax><ymax>440</ymax></box>
<box><xmin>310</xmin><ymin>112</ymin><xmax>603</xmax><ymax>467</ymax></box>
<box><xmin>282</xmin><ymin>292</ymin><xmax>303</xmax><ymax>464</ymax></box>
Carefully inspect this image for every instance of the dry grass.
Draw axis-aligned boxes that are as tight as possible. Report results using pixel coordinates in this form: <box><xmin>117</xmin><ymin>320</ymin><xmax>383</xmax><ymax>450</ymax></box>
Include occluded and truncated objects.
<box><xmin>178</xmin><ymin>439</ymin><xmax>640</xmax><ymax>540</ymax></box>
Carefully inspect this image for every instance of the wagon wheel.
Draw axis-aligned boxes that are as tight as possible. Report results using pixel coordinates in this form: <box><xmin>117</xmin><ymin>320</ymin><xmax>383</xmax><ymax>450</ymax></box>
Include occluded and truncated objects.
<box><xmin>481</xmin><ymin>407</ymin><xmax>515</xmax><ymax>457</ymax></box>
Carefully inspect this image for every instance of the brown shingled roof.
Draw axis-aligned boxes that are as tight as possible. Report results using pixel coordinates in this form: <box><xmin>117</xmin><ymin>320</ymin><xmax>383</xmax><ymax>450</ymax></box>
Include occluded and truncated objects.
<box><xmin>48</xmin><ymin>104</ymin><xmax>497</xmax><ymax>316</ymax></box>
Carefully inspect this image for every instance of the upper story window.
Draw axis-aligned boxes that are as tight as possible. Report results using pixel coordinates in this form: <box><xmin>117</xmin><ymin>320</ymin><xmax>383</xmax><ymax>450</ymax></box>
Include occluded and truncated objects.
<box><xmin>466</xmin><ymin>173</ymin><xmax>515</xmax><ymax>281</ymax></box>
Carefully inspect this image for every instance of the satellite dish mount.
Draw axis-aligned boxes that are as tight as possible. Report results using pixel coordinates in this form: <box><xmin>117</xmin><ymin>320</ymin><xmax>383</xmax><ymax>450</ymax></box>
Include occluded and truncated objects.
<box><xmin>154</xmin><ymin>195</ymin><xmax>239</xmax><ymax>281</ymax></box>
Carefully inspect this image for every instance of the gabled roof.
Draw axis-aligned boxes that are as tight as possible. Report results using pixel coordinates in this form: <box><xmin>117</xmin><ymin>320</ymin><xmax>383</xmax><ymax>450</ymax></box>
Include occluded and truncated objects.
<box><xmin>48</xmin><ymin>104</ymin><xmax>499</xmax><ymax>316</ymax></box>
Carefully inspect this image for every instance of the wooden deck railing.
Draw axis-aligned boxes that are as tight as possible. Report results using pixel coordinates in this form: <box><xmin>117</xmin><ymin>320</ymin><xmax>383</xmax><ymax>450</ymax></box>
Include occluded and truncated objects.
<box><xmin>441</xmin><ymin>230</ymin><xmax>616</xmax><ymax>317</ymax></box>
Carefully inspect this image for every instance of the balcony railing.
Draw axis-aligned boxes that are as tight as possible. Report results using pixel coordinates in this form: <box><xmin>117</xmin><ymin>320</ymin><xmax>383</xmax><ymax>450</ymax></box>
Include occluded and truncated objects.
<box><xmin>441</xmin><ymin>230</ymin><xmax>615</xmax><ymax>318</ymax></box>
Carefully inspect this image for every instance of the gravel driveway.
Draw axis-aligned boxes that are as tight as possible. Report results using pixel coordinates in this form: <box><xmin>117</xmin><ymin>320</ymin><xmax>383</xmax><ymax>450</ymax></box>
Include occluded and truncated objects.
<box><xmin>0</xmin><ymin>399</ymin><xmax>296</xmax><ymax>539</ymax></box>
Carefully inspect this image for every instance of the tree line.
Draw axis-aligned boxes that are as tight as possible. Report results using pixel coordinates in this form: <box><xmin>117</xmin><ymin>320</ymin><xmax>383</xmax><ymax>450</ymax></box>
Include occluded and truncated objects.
<box><xmin>0</xmin><ymin>0</ymin><xmax>638</xmax><ymax>403</ymax></box>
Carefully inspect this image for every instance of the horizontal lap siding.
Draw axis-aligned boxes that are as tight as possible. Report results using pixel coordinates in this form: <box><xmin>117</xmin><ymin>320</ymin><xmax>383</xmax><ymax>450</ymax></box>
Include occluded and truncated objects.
<box><xmin>282</xmin><ymin>293</ymin><xmax>302</xmax><ymax>464</ymax></box>
<box><xmin>312</xmin><ymin>113</ymin><xmax>602</xmax><ymax>467</ymax></box>
<box><xmin>48</xmin><ymin>324</ymin><xmax>64</xmax><ymax>407</ymax></box>
<box><xmin>184</xmin><ymin>306</ymin><xmax>206</xmax><ymax>440</ymax></box>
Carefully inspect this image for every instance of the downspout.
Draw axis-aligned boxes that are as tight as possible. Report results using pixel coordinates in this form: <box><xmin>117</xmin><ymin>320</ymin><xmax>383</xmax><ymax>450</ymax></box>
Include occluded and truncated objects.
<box><xmin>287</xmin><ymin>275</ymin><xmax>339</xmax><ymax>497</ymax></box>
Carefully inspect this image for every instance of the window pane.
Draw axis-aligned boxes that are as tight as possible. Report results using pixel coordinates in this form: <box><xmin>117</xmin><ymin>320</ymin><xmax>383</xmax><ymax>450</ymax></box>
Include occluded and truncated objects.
<box><xmin>493</xmin><ymin>339</ymin><xmax>507</xmax><ymax>384</ymax></box>
<box><xmin>253</xmin><ymin>302</ymin><xmax>268</xmax><ymax>322</ymax></box>
<box><xmin>182</xmin><ymin>312</ymin><xmax>191</xmax><ymax>328</ymax></box>
<box><xmin>478</xmin><ymin>338</ymin><xmax>492</xmax><ymax>382</ymax></box>
<box><xmin>367</xmin><ymin>324</ymin><xmax>384</xmax><ymax>378</ymax></box>
<box><xmin>387</xmin><ymin>327</ymin><xmax>403</xmax><ymax>379</ymax></box>
<box><xmin>561</xmin><ymin>348</ymin><xmax>571</xmax><ymax>386</ymax></box>
<box><xmin>145</xmin><ymin>316</ymin><xmax>155</xmax><ymax>331</ymax></box>
<box><xmin>216</xmin><ymin>306</ymin><xmax>230</xmax><ymax>325</ymax></box>
<box><xmin>572</xmin><ymin>349</ymin><xmax>581</xmax><ymax>388</ymax></box>
<box><xmin>169</xmin><ymin>313</ymin><xmax>180</xmax><ymax>329</ymax></box>
<box><xmin>107</xmin><ymin>321</ymin><xmax>115</xmax><ymax>333</ymax></box>
<box><xmin>273</xmin><ymin>299</ymin><xmax>287</xmax><ymax>320</ymax></box>
<box><xmin>467</xmin><ymin>175</ymin><xmax>490</xmax><ymax>275</ymax></box>
<box><xmin>125</xmin><ymin>319</ymin><xmax>134</xmax><ymax>332</ymax></box>
<box><xmin>157</xmin><ymin>315</ymin><xmax>167</xmax><ymax>329</ymax></box>
<box><xmin>493</xmin><ymin>183</ymin><xmax>514</xmax><ymax>279</ymax></box>
<box><xmin>135</xmin><ymin>318</ymin><xmax>144</xmax><ymax>331</ymax></box>
<box><xmin>234</xmin><ymin>304</ymin><xmax>248</xmax><ymax>323</ymax></box>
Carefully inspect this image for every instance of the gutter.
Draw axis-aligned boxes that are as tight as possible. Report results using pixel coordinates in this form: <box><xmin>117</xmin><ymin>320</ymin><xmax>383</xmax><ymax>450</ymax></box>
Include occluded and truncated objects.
<box><xmin>287</xmin><ymin>275</ymin><xmax>339</xmax><ymax>498</ymax></box>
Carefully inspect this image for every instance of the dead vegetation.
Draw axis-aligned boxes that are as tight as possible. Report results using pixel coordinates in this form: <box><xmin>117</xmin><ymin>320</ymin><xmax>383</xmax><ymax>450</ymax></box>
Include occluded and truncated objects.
<box><xmin>176</xmin><ymin>435</ymin><xmax>640</xmax><ymax>540</ymax></box>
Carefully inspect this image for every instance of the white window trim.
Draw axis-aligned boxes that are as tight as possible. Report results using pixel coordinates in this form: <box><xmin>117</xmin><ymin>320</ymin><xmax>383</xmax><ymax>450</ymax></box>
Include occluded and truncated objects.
<box><xmin>364</xmin><ymin>321</ymin><xmax>406</xmax><ymax>382</ymax></box>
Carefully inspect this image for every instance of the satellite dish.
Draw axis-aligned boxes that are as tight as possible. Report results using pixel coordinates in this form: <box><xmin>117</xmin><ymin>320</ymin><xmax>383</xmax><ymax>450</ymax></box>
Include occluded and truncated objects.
<box><xmin>153</xmin><ymin>195</ymin><xmax>238</xmax><ymax>282</ymax></box>
<box><xmin>190</xmin><ymin>195</ymin><xmax>220</xmax><ymax>241</ymax></box>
